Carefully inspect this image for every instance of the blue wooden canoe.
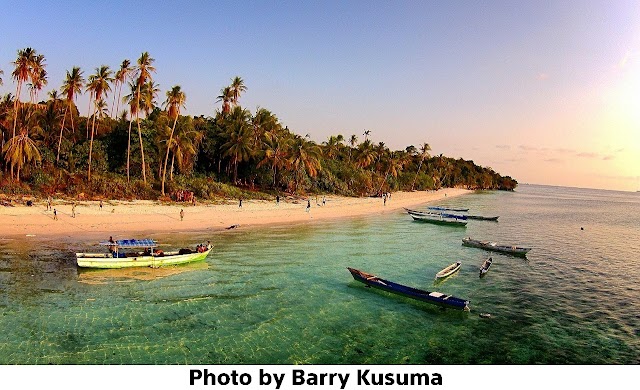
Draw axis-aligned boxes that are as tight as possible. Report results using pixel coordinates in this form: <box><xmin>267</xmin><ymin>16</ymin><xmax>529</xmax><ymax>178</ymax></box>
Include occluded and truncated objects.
<box><xmin>347</xmin><ymin>267</ymin><xmax>470</xmax><ymax>311</ymax></box>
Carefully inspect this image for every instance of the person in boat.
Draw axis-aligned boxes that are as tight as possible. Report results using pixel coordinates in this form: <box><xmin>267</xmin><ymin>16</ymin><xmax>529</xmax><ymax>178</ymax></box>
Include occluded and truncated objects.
<box><xmin>153</xmin><ymin>248</ymin><xmax>164</xmax><ymax>256</ymax></box>
<box><xmin>143</xmin><ymin>247</ymin><xmax>152</xmax><ymax>256</ymax></box>
<box><xmin>108</xmin><ymin>236</ymin><xmax>116</xmax><ymax>254</ymax></box>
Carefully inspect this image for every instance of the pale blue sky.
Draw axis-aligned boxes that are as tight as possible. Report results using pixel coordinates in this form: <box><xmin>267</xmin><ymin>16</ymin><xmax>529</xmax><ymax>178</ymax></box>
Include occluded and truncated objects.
<box><xmin>1</xmin><ymin>1</ymin><xmax>639</xmax><ymax>190</ymax></box>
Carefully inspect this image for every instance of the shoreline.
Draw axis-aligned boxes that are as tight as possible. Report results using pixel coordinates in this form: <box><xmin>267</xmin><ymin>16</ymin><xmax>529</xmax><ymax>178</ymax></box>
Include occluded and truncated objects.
<box><xmin>0</xmin><ymin>188</ymin><xmax>470</xmax><ymax>240</ymax></box>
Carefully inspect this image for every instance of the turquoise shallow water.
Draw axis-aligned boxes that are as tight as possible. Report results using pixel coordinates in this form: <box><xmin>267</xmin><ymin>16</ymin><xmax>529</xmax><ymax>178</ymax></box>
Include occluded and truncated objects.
<box><xmin>0</xmin><ymin>184</ymin><xmax>638</xmax><ymax>364</ymax></box>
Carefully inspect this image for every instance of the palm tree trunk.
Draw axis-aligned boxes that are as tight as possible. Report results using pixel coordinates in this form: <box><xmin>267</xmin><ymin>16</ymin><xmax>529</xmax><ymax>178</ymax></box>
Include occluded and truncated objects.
<box><xmin>161</xmin><ymin>115</ymin><xmax>178</xmax><ymax>195</ymax></box>
<box><xmin>109</xmin><ymin>81</ymin><xmax>118</xmax><ymax>117</ymax></box>
<box><xmin>85</xmin><ymin>94</ymin><xmax>92</xmax><ymax>139</ymax></box>
<box><xmin>410</xmin><ymin>159</ymin><xmax>424</xmax><ymax>191</ymax></box>
<box><xmin>12</xmin><ymin>81</ymin><xmax>22</xmax><ymax>138</ymax></box>
<box><xmin>137</xmin><ymin>112</ymin><xmax>146</xmax><ymax>183</ymax></box>
<box><xmin>126</xmin><ymin>116</ymin><xmax>133</xmax><ymax>182</ymax></box>
<box><xmin>116</xmin><ymin>84</ymin><xmax>123</xmax><ymax>118</ymax></box>
<box><xmin>88</xmin><ymin>104</ymin><xmax>97</xmax><ymax>181</ymax></box>
<box><xmin>170</xmin><ymin>154</ymin><xmax>175</xmax><ymax>181</ymax></box>
<box><xmin>56</xmin><ymin>106</ymin><xmax>68</xmax><ymax>163</ymax></box>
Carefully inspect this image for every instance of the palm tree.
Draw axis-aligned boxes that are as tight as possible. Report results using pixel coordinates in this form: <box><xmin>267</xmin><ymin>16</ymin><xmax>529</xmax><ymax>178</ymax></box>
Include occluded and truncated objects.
<box><xmin>410</xmin><ymin>142</ymin><xmax>431</xmax><ymax>190</ymax></box>
<box><xmin>11</xmin><ymin>47</ymin><xmax>37</xmax><ymax>137</ymax></box>
<box><xmin>258</xmin><ymin>135</ymin><xmax>290</xmax><ymax>187</ymax></box>
<box><xmin>348</xmin><ymin>134</ymin><xmax>358</xmax><ymax>162</ymax></box>
<box><xmin>216</xmin><ymin>86</ymin><xmax>233</xmax><ymax>115</ymax></box>
<box><xmin>111</xmin><ymin>59</ymin><xmax>132</xmax><ymax>117</ymax></box>
<box><xmin>288</xmin><ymin>136</ymin><xmax>322</xmax><ymax>193</ymax></box>
<box><xmin>355</xmin><ymin>139</ymin><xmax>375</xmax><ymax>169</ymax></box>
<box><xmin>133</xmin><ymin>52</ymin><xmax>156</xmax><ymax>183</ymax></box>
<box><xmin>363</xmin><ymin>129</ymin><xmax>371</xmax><ymax>141</ymax></box>
<box><xmin>123</xmin><ymin>80</ymin><xmax>141</xmax><ymax>182</ymax></box>
<box><xmin>2</xmin><ymin>130</ymin><xmax>41</xmax><ymax>182</ymax></box>
<box><xmin>0</xmin><ymin>68</ymin><xmax>3</xmax><ymax>85</ymax></box>
<box><xmin>58</xmin><ymin>66</ymin><xmax>84</xmax><ymax>163</ymax></box>
<box><xmin>86</xmin><ymin>65</ymin><xmax>113</xmax><ymax>181</ymax></box>
<box><xmin>161</xmin><ymin>85</ymin><xmax>186</xmax><ymax>195</ymax></box>
<box><xmin>27</xmin><ymin>55</ymin><xmax>47</xmax><ymax>105</ymax></box>
<box><xmin>230</xmin><ymin>76</ymin><xmax>247</xmax><ymax>106</ymax></box>
<box><xmin>322</xmin><ymin>135</ymin><xmax>344</xmax><ymax>159</ymax></box>
<box><xmin>221</xmin><ymin>110</ymin><xmax>253</xmax><ymax>183</ymax></box>
<box><xmin>170</xmin><ymin>116</ymin><xmax>204</xmax><ymax>178</ymax></box>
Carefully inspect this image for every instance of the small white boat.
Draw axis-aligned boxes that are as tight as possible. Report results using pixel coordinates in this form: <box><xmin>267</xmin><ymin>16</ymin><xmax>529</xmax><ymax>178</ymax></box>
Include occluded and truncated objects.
<box><xmin>479</xmin><ymin>257</ymin><xmax>493</xmax><ymax>277</ymax></box>
<box><xmin>76</xmin><ymin>238</ymin><xmax>213</xmax><ymax>269</ymax></box>
<box><xmin>435</xmin><ymin>261</ymin><xmax>461</xmax><ymax>279</ymax></box>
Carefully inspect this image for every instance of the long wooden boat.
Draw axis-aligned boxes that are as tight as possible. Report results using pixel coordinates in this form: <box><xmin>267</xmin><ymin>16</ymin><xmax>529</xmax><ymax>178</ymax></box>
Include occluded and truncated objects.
<box><xmin>347</xmin><ymin>267</ymin><xmax>470</xmax><ymax>310</ymax></box>
<box><xmin>410</xmin><ymin>213</ymin><xmax>467</xmax><ymax>226</ymax></box>
<box><xmin>404</xmin><ymin>207</ymin><xmax>468</xmax><ymax>220</ymax></box>
<box><xmin>479</xmin><ymin>257</ymin><xmax>493</xmax><ymax>277</ymax></box>
<box><xmin>435</xmin><ymin>261</ymin><xmax>461</xmax><ymax>279</ymax></box>
<box><xmin>76</xmin><ymin>238</ymin><xmax>213</xmax><ymax>269</ymax></box>
<box><xmin>462</xmin><ymin>237</ymin><xmax>531</xmax><ymax>257</ymax></box>
<box><xmin>467</xmin><ymin>215</ymin><xmax>499</xmax><ymax>221</ymax></box>
<box><xmin>428</xmin><ymin>206</ymin><xmax>469</xmax><ymax>212</ymax></box>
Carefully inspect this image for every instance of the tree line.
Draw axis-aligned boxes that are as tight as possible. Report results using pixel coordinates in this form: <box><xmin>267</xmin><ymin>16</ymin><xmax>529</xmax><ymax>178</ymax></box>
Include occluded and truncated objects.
<box><xmin>0</xmin><ymin>48</ymin><xmax>517</xmax><ymax>200</ymax></box>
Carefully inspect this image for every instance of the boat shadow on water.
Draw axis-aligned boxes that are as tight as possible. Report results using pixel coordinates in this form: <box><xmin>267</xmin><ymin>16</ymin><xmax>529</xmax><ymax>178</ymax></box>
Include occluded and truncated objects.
<box><xmin>77</xmin><ymin>261</ymin><xmax>210</xmax><ymax>284</ymax></box>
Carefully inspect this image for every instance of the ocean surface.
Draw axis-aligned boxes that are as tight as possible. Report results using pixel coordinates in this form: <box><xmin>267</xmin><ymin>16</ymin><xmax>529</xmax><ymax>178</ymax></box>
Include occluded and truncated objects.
<box><xmin>0</xmin><ymin>184</ymin><xmax>638</xmax><ymax>364</ymax></box>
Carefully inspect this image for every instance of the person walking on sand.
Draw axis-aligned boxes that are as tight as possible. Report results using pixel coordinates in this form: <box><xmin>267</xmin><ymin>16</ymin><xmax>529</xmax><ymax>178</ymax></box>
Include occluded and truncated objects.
<box><xmin>99</xmin><ymin>200</ymin><xmax>103</xmax><ymax>211</ymax></box>
<box><xmin>383</xmin><ymin>193</ymin><xmax>387</xmax><ymax>206</ymax></box>
<box><xmin>239</xmin><ymin>198</ymin><xmax>243</xmax><ymax>208</ymax></box>
<box><xmin>53</xmin><ymin>209</ymin><xmax>58</xmax><ymax>220</ymax></box>
<box><xmin>276</xmin><ymin>195</ymin><xmax>280</xmax><ymax>206</ymax></box>
<box><xmin>306</xmin><ymin>199</ymin><xmax>311</xmax><ymax>213</ymax></box>
<box><xmin>322</xmin><ymin>196</ymin><xmax>326</xmax><ymax>206</ymax></box>
<box><xmin>180</xmin><ymin>209</ymin><xmax>184</xmax><ymax>221</ymax></box>
<box><xmin>71</xmin><ymin>203</ymin><xmax>76</xmax><ymax>218</ymax></box>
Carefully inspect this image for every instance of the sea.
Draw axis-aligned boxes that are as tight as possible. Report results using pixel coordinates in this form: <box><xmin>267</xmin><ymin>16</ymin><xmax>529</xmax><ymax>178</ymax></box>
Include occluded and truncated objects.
<box><xmin>0</xmin><ymin>184</ymin><xmax>638</xmax><ymax>364</ymax></box>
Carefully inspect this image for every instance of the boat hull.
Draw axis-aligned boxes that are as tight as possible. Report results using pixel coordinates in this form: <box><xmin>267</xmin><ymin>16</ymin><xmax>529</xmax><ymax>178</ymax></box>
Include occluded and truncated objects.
<box><xmin>347</xmin><ymin>267</ymin><xmax>469</xmax><ymax>311</ymax></box>
<box><xmin>410</xmin><ymin>214</ymin><xmax>467</xmax><ymax>226</ymax></box>
<box><xmin>462</xmin><ymin>238</ymin><xmax>530</xmax><ymax>257</ymax></box>
<box><xmin>76</xmin><ymin>248</ymin><xmax>212</xmax><ymax>269</ymax></box>
<box><xmin>435</xmin><ymin>262</ymin><xmax>461</xmax><ymax>279</ymax></box>
<box><xmin>467</xmin><ymin>215</ymin><xmax>499</xmax><ymax>221</ymax></box>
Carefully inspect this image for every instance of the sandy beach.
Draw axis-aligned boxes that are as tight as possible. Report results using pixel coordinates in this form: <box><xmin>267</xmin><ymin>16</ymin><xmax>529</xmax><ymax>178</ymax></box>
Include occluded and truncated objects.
<box><xmin>0</xmin><ymin>188</ymin><xmax>469</xmax><ymax>239</ymax></box>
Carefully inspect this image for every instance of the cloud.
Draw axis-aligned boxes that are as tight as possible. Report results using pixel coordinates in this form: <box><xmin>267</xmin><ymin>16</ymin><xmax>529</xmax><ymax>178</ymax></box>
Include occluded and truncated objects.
<box><xmin>602</xmin><ymin>155</ymin><xmax>614</xmax><ymax>161</ymax></box>
<box><xmin>536</xmin><ymin>72</ymin><xmax>549</xmax><ymax>81</ymax></box>
<box><xmin>577</xmin><ymin>152</ymin><xmax>599</xmax><ymax>158</ymax></box>
<box><xmin>519</xmin><ymin>145</ymin><xmax>538</xmax><ymax>151</ymax></box>
<box><xmin>618</xmin><ymin>50</ymin><xmax>632</xmax><ymax>69</ymax></box>
<box><xmin>544</xmin><ymin>158</ymin><xmax>563</xmax><ymax>163</ymax></box>
<box><xmin>495</xmin><ymin>144</ymin><xmax>510</xmax><ymax>150</ymax></box>
<box><xmin>554</xmin><ymin>147</ymin><xmax>576</xmax><ymax>154</ymax></box>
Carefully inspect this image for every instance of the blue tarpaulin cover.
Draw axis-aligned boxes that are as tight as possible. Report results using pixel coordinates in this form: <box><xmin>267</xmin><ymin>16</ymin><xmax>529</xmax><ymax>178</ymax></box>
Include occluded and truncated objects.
<box><xmin>99</xmin><ymin>239</ymin><xmax>158</xmax><ymax>248</ymax></box>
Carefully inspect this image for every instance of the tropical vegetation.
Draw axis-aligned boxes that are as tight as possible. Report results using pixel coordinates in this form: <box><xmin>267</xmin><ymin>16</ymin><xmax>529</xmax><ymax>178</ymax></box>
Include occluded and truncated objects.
<box><xmin>0</xmin><ymin>47</ymin><xmax>517</xmax><ymax>201</ymax></box>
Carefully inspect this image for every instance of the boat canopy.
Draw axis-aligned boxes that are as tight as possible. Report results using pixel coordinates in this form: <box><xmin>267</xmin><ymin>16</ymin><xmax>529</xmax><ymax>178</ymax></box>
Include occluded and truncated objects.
<box><xmin>99</xmin><ymin>238</ymin><xmax>158</xmax><ymax>248</ymax></box>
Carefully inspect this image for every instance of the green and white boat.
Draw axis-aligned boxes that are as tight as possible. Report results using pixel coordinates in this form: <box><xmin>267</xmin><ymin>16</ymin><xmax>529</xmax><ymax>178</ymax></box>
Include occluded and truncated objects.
<box><xmin>76</xmin><ymin>238</ymin><xmax>213</xmax><ymax>269</ymax></box>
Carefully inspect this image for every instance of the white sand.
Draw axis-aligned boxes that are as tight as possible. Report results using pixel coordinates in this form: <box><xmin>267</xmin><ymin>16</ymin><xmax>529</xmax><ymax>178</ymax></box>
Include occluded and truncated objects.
<box><xmin>0</xmin><ymin>188</ymin><xmax>469</xmax><ymax>238</ymax></box>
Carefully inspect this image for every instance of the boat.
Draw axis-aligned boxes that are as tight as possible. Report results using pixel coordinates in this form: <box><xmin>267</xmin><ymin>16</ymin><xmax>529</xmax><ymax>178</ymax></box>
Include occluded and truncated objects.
<box><xmin>404</xmin><ymin>207</ymin><xmax>468</xmax><ymax>220</ymax></box>
<box><xmin>467</xmin><ymin>215</ymin><xmax>499</xmax><ymax>221</ymax></box>
<box><xmin>462</xmin><ymin>237</ymin><xmax>531</xmax><ymax>257</ymax></box>
<box><xmin>76</xmin><ymin>238</ymin><xmax>213</xmax><ymax>269</ymax></box>
<box><xmin>428</xmin><ymin>206</ymin><xmax>469</xmax><ymax>212</ymax></box>
<box><xmin>410</xmin><ymin>213</ymin><xmax>467</xmax><ymax>226</ymax></box>
<box><xmin>347</xmin><ymin>267</ymin><xmax>470</xmax><ymax>311</ymax></box>
<box><xmin>435</xmin><ymin>261</ymin><xmax>461</xmax><ymax>279</ymax></box>
<box><xmin>479</xmin><ymin>257</ymin><xmax>493</xmax><ymax>277</ymax></box>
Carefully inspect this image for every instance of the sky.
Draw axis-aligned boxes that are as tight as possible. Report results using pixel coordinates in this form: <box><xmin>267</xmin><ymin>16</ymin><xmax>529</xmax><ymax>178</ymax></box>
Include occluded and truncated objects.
<box><xmin>1</xmin><ymin>0</ymin><xmax>639</xmax><ymax>191</ymax></box>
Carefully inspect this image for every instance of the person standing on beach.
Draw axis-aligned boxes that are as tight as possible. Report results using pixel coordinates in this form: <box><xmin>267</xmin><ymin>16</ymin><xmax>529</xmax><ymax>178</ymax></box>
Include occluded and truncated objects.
<box><xmin>383</xmin><ymin>193</ymin><xmax>387</xmax><ymax>206</ymax></box>
<box><xmin>322</xmin><ymin>196</ymin><xmax>326</xmax><ymax>206</ymax></box>
<box><xmin>71</xmin><ymin>203</ymin><xmax>76</xmax><ymax>218</ymax></box>
<box><xmin>100</xmin><ymin>200</ymin><xmax>103</xmax><ymax>211</ymax></box>
<box><xmin>239</xmin><ymin>198</ymin><xmax>243</xmax><ymax>208</ymax></box>
<box><xmin>276</xmin><ymin>195</ymin><xmax>280</xmax><ymax>205</ymax></box>
<box><xmin>47</xmin><ymin>197</ymin><xmax>52</xmax><ymax>211</ymax></box>
<box><xmin>180</xmin><ymin>209</ymin><xmax>184</xmax><ymax>221</ymax></box>
<box><xmin>306</xmin><ymin>199</ymin><xmax>311</xmax><ymax>212</ymax></box>
<box><xmin>53</xmin><ymin>209</ymin><xmax>58</xmax><ymax>220</ymax></box>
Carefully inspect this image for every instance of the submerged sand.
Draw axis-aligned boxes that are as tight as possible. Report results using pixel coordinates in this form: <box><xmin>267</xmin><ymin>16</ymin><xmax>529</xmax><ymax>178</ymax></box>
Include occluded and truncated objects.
<box><xmin>0</xmin><ymin>188</ymin><xmax>469</xmax><ymax>239</ymax></box>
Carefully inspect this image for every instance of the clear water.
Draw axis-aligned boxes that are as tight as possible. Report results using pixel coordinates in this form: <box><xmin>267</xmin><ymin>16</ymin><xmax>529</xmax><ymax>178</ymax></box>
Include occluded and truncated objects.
<box><xmin>0</xmin><ymin>184</ymin><xmax>638</xmax><ymax>364</ymax></box>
